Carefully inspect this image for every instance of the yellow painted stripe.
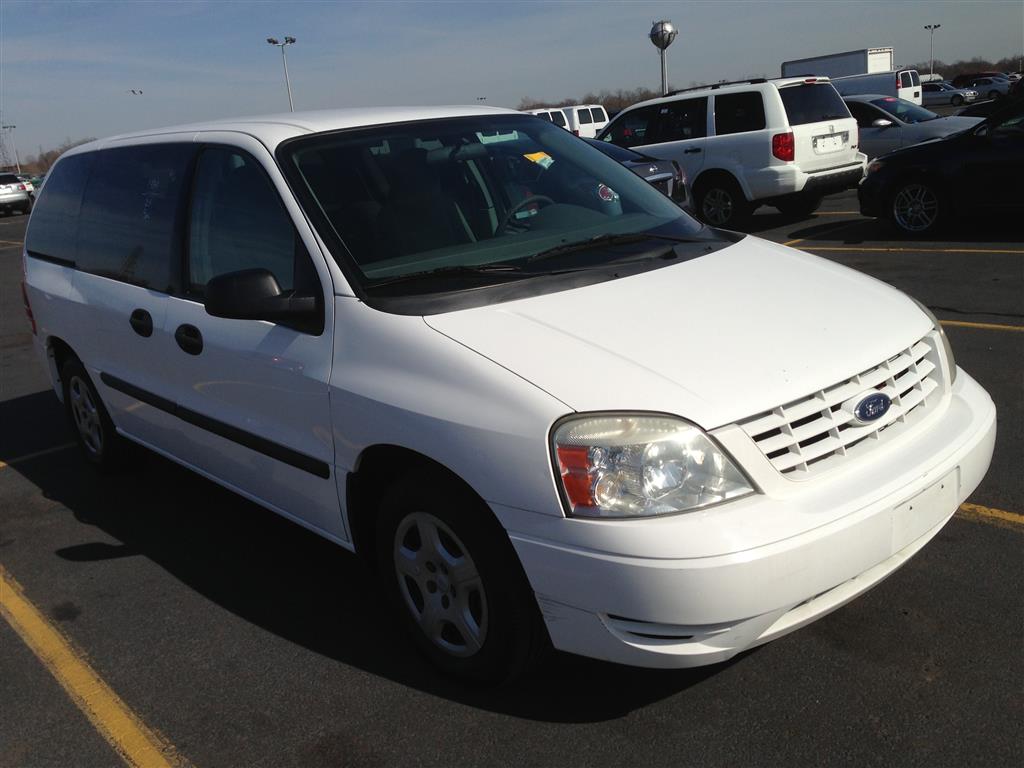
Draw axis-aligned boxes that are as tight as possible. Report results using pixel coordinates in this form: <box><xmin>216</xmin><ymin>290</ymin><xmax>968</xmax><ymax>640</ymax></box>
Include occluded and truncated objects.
<box><xmin>957</xmin><ymin>503</ymin><xmax>1024</xmax><ymax>530</ymax></box>
<box><xmin>782</xmin><ymin>238</ymin><xmax>805</xmax><ymax>246</ymax></box>
<box><xmin>799</xmin><ymin>246</ymin><xmax>1024</xmax><ymax>255</ymax></box>
<box><xmin>0</xmin><ymin>238</ymin><xmax>24</xmax><ymax>246</ymax></box>
<box><xmin>940</xmin><ymin>320</ymin><xmax>1024</xmax><ymax>333</ymax></box>
<box><xmin>0</xmin><ymin>442</ymin><xmax>77</xmax><ymax>470</ymax></box>
<box><xmin>813</xmin><ymin>211</ymin><xmax>860</xmax><ymax>215</ymax></box>
<box><xmin>0</xmin><ymin>565</ymin><xmax>188</xmax><ymax>768</ymax></box>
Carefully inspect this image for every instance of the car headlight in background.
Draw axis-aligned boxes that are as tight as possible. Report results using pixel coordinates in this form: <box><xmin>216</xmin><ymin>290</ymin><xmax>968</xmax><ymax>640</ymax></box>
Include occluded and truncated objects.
<box><xmin>912</xmin><ymin>297</ymin><xmax>957</xmax><ymax>383</ymax></box>
<box><xmin>552</xmin><ymin>414</ymin><xmax>754</xmax><ymax>518</ymax></box>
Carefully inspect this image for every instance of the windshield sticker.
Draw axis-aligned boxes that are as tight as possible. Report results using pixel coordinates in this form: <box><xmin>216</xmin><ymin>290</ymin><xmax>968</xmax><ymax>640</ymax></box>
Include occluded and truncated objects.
<box><xmin>523</xmin><ymin>151</ymin><xmax>554</xmax><ymax>169</ymax></box>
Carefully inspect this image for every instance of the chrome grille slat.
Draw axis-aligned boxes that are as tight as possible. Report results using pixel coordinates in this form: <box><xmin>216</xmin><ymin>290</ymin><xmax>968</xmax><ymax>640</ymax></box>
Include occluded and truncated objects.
<box><xmin>738</xmin><ymin>332</ymin><xmax>946</xmax><ymax>479</ymax></box>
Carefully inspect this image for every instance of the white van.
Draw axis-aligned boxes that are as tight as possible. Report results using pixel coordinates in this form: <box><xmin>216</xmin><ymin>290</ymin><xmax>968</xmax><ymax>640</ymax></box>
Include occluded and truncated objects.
<box><xmin>524</xmin><ymin>108</ymin><xmax>568</xmax><ymax>130</ymax></box>
<box><xmin>832</xmin><ymin>69</ymin><xmax>923</xmax><ymax>105</ymax></box>
<box><xmin>598</xmin><ymin>78</ymin><xmax>867</xmax><ymax>226</ymax></box>
<box><xmin>560</xmin><ymin>104</ymin><xmax>609</xmax><ymax>138</ymax></box>
<box><xmin>23</xmin><ymin>106</ymin><xmax>994</xmax><ymax>683</ymax></box>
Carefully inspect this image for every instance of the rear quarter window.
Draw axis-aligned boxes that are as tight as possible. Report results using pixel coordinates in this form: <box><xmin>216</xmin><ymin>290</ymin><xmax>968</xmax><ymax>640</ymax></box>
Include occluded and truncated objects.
<box><xmin>714</xmin><ymin>92</ymin><xmax>767</xmax><ymax>135</ymax></box>
<box><xmin>76</xmin><ymin>144</ymin><xmax>194</xmax><ymax>291</ymax></box>
<box><xmin>779</xmin><ymin>84</ymin><xmax>851</xmax><ymax>125</ymax></box>
<box><xmin>25</xmin><ymin>152</ymin><xmax>95</xmax><ymax>264</ymax></box>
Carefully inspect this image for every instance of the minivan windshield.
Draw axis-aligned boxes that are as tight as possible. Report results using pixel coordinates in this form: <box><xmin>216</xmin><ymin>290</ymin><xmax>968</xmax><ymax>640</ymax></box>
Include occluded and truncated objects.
<box><xmin>871</xmin><ymin>97</ymin><xmax>939</xmax><ymax>124</ymax></box>
<box><xmin>279</xmin><ymin>114</ymin><xmax>711</xmax><ymax>306</ymax></box>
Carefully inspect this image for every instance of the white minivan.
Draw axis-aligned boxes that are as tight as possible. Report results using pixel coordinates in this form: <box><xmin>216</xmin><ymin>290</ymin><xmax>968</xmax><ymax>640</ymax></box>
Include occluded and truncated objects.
<box><xmin>561</xmin><ymin>104</ymin><xmax>610</xmax><ymax>138</ymax></box>
<box><xmin>598</xmin><ymin>78</ymin><xmax>867</xmax><ymax>227</ymax></box>
<box><xmin>23</xmin><ymin>106</ymin><xmax>995</xmax><ymax>683</ymax></box>
<box><xmin>524</xmin><ymin>108</ymin><xmax>569</xmax><ymax>130</ymax></box>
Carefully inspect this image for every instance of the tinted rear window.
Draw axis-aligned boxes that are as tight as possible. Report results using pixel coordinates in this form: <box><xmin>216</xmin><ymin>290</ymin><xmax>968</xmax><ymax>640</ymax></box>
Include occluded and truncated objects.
<box><xmin>714</xmin><ymin>92</ymin><xmax>767</xmax><ymax>135</ymax></box>
<box><xmin>552</xmin><ymin>111</ymin><xmax>567</xmax><ymax>127</ymax></box>
<box><xmin>0</xmin><ymin>174</ymin><xmax>20</xmax><ymax>184</ymax></box>
<box><xmin>76</xmin><ymin>144</ymin><xmax>194</xmax><ymax>291</ymax></box>
<box><xmin>911</xmin><ymin>71</ymin><xmax>921</xmax><ymax>86</ymax></box>
<box><xmin>591</xmin><ymin>107</ymin><xmax>607</xmax><ymax>122</ymax></box>
<box><xmin>25</xmin><ymin>153</ymin><xmax>95</xmax><ymax>263</ymax></box>
<box><xmin>779</xmin><ymin>83</ymin><xmax>850</xmax><ymax>125</ymax></box>
<box><xmin>578</xmin><ymin>109</ymin><xmax>593</xmax><ymax>124</ymax></box>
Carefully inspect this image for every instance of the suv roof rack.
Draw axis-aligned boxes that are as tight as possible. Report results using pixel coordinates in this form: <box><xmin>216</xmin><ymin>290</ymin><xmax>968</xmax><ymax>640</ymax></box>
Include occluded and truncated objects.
<box><xmin>664</xmin><ymin>78</ymin><xmax>768</xmax><ymax>97</ymax></box>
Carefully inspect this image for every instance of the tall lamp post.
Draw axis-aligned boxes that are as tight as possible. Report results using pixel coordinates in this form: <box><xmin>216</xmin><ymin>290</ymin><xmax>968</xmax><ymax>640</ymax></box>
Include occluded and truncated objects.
<box><xmin>1</xmin><ymin>125</ymin><xmax>20</xmax><ymax>173</ymax></box>
<box><xmin>924</xmin><ymin>24</ymin><xmax>941</xmax><ymax>78</ymax></box>
<box><xmin>649</xmin><ymin>20</ymin><xmax>678</xmax><ymax>96</ymax></box>
<box><xmin>266</xmin><ymin>36</ymin><xmax>297</xmax><ymax>112</ymax></box>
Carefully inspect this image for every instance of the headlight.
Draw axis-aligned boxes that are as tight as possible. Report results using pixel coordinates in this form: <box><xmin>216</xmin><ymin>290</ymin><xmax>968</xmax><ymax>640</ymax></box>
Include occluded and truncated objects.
<box><xmin>867</xmin><ymin>160</ymin><xmax>885</xmax><ymax>175</ymax></box>
<box><xmin>911</xmin><ymin>297</ymin><xmax>957</xmax><ymax>382</ymax></box>
<box><xmin>551</xmin><ymin>414</ymin><xmax>755</xmax><ymax>518</ymax></box>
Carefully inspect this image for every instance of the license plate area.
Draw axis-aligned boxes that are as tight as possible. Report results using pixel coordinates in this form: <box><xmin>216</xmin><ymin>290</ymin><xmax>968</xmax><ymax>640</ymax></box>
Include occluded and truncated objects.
<box><xmin>891</xmin><ymin>468</ymin><xmax>959</xmax><ymax>552</ymax></box>
<box><xmin>812</xmin><ymin>132</ymin><xmax>849</xmax><ymax>154</ymax></box>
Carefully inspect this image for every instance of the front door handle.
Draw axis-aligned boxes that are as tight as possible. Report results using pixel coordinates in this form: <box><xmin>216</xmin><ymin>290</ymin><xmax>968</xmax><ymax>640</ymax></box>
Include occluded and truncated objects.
<box><xmin>129</xmin><ymin>309</ymin><xmax>153</xmax><ymax>337</ymax></box>
<box><xmin>683</xmin><ymin>147</ymin><xmax>703</xmax><ymax>154</ymax></box>
<box><xmin>174</xmin><ymin>324</ymin><xmax>203</xmax><ymax>356</ymax></box>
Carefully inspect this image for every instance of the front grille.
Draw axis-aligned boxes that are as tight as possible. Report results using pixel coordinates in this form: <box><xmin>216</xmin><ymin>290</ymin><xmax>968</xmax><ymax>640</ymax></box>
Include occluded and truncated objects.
<box><xmin>738</xmin><ymin>332</ymin><xmax>945</xmax><ymax>478</ymax></box>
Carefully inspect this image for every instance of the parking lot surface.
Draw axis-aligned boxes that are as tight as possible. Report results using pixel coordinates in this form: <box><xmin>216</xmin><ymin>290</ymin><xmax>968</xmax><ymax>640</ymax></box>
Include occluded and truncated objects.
<box><xmin>1</xmin><ymin>194</ymin><xmax>1022</xmax><ymax>767</ymax></box>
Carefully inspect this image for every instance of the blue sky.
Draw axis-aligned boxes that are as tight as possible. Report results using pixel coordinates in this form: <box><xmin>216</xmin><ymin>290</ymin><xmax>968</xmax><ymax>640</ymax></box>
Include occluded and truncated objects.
<box><xmin>1</xmin><ymin>0</ymin><xmax>1021</xmax><ymax>157</ymax></box>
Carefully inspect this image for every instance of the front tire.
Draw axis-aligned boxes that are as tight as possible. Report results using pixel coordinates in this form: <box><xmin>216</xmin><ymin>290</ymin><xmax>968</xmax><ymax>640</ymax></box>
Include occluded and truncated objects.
<box><xmin>695</xmin><ymin>177</ymin><xmax>750</xmax><ymax>228</ymax></box>
<box><xmin>989</xmin><ymin>91</ymin><xmax>1001</xmax><ymax>100</ymax></box>
<box><xmin>376</xmin><ymin>470</ymin><xmax>546</xmax><ymax>684</ymax></box>
<box><xmin>890</xmin><ymin>179</ymin><xmax>943</xmax><ymax>236</ymax></box>
<box><xmin>61</xmin><ymin>358</ymin><xmax>126</xmax><ymax>471</ymax></box>
<box><xmin>951</xmin><ymin>94</ymin><xmax>964</xmax><ymax>107</ymax></box>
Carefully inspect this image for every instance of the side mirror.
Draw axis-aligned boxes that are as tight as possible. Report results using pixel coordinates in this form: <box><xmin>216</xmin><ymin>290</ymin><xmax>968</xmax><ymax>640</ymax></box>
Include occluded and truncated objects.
<box><xmin>871</xmin><ymin>118</ymin><xmax>895</xmax><ymax>128</ymax></box>
<box><xmin>205</xmin><ymin>268</ymin><xmax>321</xmax><ymax>332</ymax></box>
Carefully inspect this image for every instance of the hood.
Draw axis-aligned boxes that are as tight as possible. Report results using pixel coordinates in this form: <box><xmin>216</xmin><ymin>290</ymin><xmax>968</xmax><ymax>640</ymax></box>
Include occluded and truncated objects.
<box><xmin>926</xmin><ymin>115</ymin><xmax>984</xmax><ymax>134</ymax></box>
<box><xmin>425</xmin><ymin>237</ymin><xmax>931</xmax><ymax>429</ymax></box>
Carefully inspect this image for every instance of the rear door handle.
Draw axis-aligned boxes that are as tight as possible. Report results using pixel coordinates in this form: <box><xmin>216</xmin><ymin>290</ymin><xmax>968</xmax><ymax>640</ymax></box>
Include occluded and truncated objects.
<box><xmin>683</xmin><ymin>148</ymin><xmax>703</xmax><ymax>154</ymax></box>
<box><xmin>174</xmin><ymin>324</ymin><xmax>203</xmax><ymax>356</ymax></box>
<box><xmin>129</xmin><ymin>309</ymin><xmax>153</xmax><ymax>337</ymax></box>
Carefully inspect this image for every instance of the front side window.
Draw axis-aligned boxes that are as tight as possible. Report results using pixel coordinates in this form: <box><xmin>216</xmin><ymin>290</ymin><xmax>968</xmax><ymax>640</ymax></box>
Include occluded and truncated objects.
<box><xmin>714</xmin><ymin>92</ymin><xmax>766</xmax><ymax>135</ymax></box>
<box><xmin>846</xmin><ymin>102</ymin><xmax>884</xmax><ymax>128</ymax></box>
<box><xmin>76</xmin><ymin>144</ymin><xmax>193</xmax><ymax>291</ymax></box>
<box><xmin>601</xmin><ymin>105</ymin><xmax>661</xmax><ymax>147</ymax></box>
<box><xmin>656</xmin><ymin>97</ymin><xmax>708</xmax><ymax>142</ymax></box>
<box><xmin>25</xmin><ymin>152</ymin><xmax>95</xmax><ymax>264</ymax></box>
<box><xmin>187</xmin><ymin>147</ymin><xmax>317</xmax><ymax>298</ymax></box>
<box><xmin>279</xmin><ymin>114</ymin><xmax>717</xmax><ymax>310</ymax></box>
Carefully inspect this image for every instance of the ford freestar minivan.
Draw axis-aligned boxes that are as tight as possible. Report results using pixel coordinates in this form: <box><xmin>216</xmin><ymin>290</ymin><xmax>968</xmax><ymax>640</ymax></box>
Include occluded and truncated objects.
<box><xmin>22</xmin><ymin>107</ymin><xmax>995</xmax><ymax>683</ymax></box>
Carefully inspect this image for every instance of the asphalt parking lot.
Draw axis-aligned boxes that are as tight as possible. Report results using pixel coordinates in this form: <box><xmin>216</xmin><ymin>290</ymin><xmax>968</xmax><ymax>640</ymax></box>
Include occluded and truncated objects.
<box><xmin>1</xmin><ymin>192</ymin><xmax>1021</xmax><ymax>768</ymax></box>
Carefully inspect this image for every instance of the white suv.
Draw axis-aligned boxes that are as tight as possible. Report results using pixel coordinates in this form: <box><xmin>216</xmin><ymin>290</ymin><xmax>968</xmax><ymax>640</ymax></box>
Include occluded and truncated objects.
<box><xmin>22</xmin><ymin>106</ymin><xmax>993</xmax><ymax>683</ymax></box>
<box><xmin>598</xmin><ymin>78</ymin><xmax>867</xmax><ymax>226</ymax></box>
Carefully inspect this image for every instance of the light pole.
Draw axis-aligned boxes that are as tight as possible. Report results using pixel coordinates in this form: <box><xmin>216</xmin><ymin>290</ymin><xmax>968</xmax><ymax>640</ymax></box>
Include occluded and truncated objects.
<box><xmin>1</xmin><ymin>125</ymin><xmax>20</xmax><ymax>173</ymax></box>
<box><xmin>649</xmin><ymin>20</ymin><xmax>678</xmax><ymax>96</ymax></box>
<box><xmin>924</xmin><ymin>24</ymin><xmax>941</xmax><ymax>78</ymax></box>
<box><xmin>266</xmin><ymin>36</ymin><xmax>296</xmax><ymax>112</ymax></box>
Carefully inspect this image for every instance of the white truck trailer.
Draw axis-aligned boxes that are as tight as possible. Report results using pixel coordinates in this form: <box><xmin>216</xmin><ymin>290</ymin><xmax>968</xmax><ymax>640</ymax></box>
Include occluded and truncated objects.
<box><xmin>782</xmin><ymin>48</ymin><xmax>895</xmax><ymax>79</ymax></box>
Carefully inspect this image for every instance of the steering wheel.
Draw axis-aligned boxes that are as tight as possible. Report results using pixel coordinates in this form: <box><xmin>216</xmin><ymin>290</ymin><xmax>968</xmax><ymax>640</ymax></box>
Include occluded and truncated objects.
<box><xmin>498</xmin><ymin>195</ymin><xmax>555</xmax><ymax>233</ymax></box>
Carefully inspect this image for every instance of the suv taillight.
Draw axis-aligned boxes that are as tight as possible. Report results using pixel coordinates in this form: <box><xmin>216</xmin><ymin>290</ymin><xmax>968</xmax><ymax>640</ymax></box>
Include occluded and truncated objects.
<box><xmin>21</xmin><ymin>281</ymin><xmax>36</xmax><ymax>335</ymax></box>
<box><xmin>772</xmin><ymin>132</ymin><xmax>795</xmax><ymax>161</ymax></box>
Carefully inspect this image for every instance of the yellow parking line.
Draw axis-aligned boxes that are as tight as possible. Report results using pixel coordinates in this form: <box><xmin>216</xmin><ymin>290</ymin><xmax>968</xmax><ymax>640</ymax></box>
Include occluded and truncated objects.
<box><xmin>0</xmin><ymin>238</ymin><xmax>24</xmax><ymax>246</ymax></box>
<box><xmin>957</xmin><ymin>503</ymin><xmax>1024</xmax><ymax>530</ymax></box>
<box><xmin>0</xmin><ymin>565</ymin><xmax>188</xmax><ymax>768</ymax></box>
<box><xmin>814</xmin><ymin>211</ymin><xmax>860</xmax><ymax>215</ymax></box>
<box><xmin>800</xmin><ymin>246</ymin><xmax>1024</xmax><ymax>254</ymax></box>
<box><xmin>940</xmin><ymin>320</ymin><xmax>1024</xmax><ymax>333</ymax></box>
<box><xmin>0</xmin><ymin>442</ymin><xmax>77</xmax><ymax>470</ymax></box>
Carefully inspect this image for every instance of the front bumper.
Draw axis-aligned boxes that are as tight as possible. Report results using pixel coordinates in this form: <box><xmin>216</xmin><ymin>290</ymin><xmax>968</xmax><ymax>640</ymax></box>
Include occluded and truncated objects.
<box><xmin>506</xmin><ymin>371</ymin><xmax>995</xmax><ymax>668</ymax></box>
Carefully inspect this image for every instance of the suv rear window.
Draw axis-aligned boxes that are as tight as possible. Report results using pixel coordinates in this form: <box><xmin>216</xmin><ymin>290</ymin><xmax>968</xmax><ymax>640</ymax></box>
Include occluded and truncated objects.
<box><xmin>779</xmin><ymin>83</ymin><xmax>850</xmax><ymax>125</ymax></box>
<box><xmin>578</xmin><ymin>109</ymin><xmax>593</xmax><ymax>124</ymax></box>
<box><xmin>714</xmin><ymin>92</ymin><xmax>766</xmax><ymax>135</ymax></box>
<box><xmin>0</xmin><ymin>174</ymin><xmax>20</xmax><ymax>185</ymax></box>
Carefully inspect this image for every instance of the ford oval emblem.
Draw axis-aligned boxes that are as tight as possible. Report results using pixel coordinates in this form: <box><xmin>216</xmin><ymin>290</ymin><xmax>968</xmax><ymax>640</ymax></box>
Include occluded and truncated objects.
<box><xmin>854</xmin><ymin>392</ymin><xmax>892</xmax><ymax>424</ymax></box>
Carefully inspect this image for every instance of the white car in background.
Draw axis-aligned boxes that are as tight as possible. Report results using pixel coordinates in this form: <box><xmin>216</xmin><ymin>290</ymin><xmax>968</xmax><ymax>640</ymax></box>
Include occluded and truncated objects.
<box><xmin>561</xmin><ymin>104</ymin><xmax>609</xmax><ymax>138</ymax></box>
<box><xmin>23</xmin><ymin>106</ymin><xmax>995</xmax><ymax>683</ymax></box>
<box><xmin>523</xmin><ymin>107</ymin><xmax>569</xmax><ymax>130</ymax></box>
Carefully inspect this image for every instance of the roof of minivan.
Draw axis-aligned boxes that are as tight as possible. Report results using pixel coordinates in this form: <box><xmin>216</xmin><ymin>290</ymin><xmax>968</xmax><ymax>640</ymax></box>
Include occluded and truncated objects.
<box><xmin>66</xmin><ymin>105</ymin><xmax>518</xmax><ymax>154</ymax></box>
<box><xmin>621</xmin><ymin>77</ymin><xmax>833</xmax><ymax>114</ymax></box>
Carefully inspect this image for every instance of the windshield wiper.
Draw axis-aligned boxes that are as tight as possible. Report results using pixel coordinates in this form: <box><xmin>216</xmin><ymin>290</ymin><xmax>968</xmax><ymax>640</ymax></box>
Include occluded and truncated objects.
<box><xmin>366</xmin><ymin>262</ymin><xmax>524</xmax><ymax>289</ymax></box>
<box><xmin>524</xmin><ymin>232</ymin><xmax>701</xmax><ymax>265</ymax></box>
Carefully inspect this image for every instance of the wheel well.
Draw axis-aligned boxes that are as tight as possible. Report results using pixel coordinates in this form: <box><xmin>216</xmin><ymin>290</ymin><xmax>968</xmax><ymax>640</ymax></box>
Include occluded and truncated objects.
<box><xmin>47</xmin><ymin>336</ymin><xmax>76</xmax><ymax>387</ymax></box>
<box><xmin>346</xmin><ymin>445</ymin><xmax>491</xmax><ymax>567</ymax></box>
<box><xmin>692</xmin><ymin>169</ymin><xmax>744</xmax><ymax>200</ymax></box>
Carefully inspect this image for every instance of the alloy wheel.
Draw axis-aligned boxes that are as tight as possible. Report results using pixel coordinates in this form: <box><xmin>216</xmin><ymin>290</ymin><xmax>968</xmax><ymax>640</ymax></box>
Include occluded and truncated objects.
<box><xmin>69</xmin><ymin>375</ymin><xmax>104</xmax><ymax>456</ymax></box>
<box><xmin>393</xmin><ymin>512</ymin><xmax>488</xmax><ymax>658</ymax></box>
<box><xmin>702</xmin><ymin>187</ymin><xmax>734</xmax><ymax>226</ymax></box>
<box><xmin>892</xmin><ymin>183</ymin><xmax>939</xmax><ymax>232</ymax></box>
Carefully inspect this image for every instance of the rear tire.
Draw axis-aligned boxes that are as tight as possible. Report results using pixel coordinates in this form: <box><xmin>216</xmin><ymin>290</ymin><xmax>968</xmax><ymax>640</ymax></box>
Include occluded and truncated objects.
<box><xmin>20</xmin><ymin>198</ymin><xmax>32</xmax><ymax>215</ymax></box>
<box><xmin>695</xmin><ymin>176</ymin><xmax>750</xmax><ymax>228</ymax></box>
<box><xmin>376</xmin><ymin>470</ymin><xmax>547</xmax><ymax>684</ymax></box>
<box><xmin>775</xmin><ymin>192</ymin><xmax>823</xmax><ymax>219</ymax></box>
<box><xmin>61</xmin><ymin>358</ymin><xmax>127</xmax><ymax>471</ymax></box>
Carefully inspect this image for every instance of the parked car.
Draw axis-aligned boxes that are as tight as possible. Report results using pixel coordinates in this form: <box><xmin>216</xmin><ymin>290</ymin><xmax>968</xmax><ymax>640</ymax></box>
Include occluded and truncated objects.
<box><xmin>921</xmin><ymin>82</ymin><xmax>976</xmax><ymax>107</ymax></box>
<box><xmin>958</xmin><ymin>98</ymin><xmax>1007</xmax><ymax>118</ymax></box>
<box><xmin>832</xmin><ymin>69</ymin><xmax>923</xmax><ymax>105</ymax></box>
<box><xmin>598</xmin><ymin>77</ymin><xmax>866</xmax><ymax>226</ymax></box>
<box><xmin>859</xmin><ymin>96</ymin><xmax>1023</xmax><ymax>234</ymax></box>
<box><xmin>560</xmin><ymin>104</ymin><xmax>609</xmax><ymax>138</ymax></box>
<box><xmin>951</xmin><ymin>71</ymin><xmax>1009</xmax><ymax>88</ymax></box>
<box><xmin>583</xmin><ymin>137</ymin><xmax>690</xmax><ymax>210</ymax></box>
<box><xmin>524</xmin><ymin>108</ymin><xmax>568</xmax><ymax>130</ymax></box>
<box><xmin>0</xmin><ymin>173</ymin><xmax>32</xmax><ymax>214</ymax></box>
<box><xmin>16</xmin><ymin>174</ymin><xmax>36</xmax><ymax>199</ymax></box>
<box><xmin>965</xmin><ymin>77</ymin><xmax>1011</xmax><ymax>101</ymax></box>
<box><xmin>842</xmin><ymin>95</ymin><xmax>982</xmax><ymax>158</ymax></box>
<box><xmin>23</xmin><ymin>106</ymin><xmax>994</xmax><ymax>683</ymax></box>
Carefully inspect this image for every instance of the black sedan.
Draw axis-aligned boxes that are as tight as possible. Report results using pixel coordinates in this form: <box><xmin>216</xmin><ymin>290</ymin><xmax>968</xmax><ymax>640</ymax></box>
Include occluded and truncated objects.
<box><xmin>858</xmin><ymin>96</ymin><xmax>1023</xmax><ymax>235</ymax></box>
<box><xmin>584</xmin><ymin>138</ymin><xmax>691</xmax><ymax>212</ymax></box>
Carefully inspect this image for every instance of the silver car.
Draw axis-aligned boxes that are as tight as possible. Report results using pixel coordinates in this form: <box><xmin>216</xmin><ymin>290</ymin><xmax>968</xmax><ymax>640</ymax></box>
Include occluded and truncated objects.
<box><xmin>967</xmin><ymin>77</ymin><xmax>1012</xmax><ymax>101</ymax></box>
<box><xmin>0</xmin><ymin>173</ymin><xmax>32</xmax><ymax>215</ymax></box>
<box><xmin>922</xmin><ymin>82</ymin><xmax>977</xmax><ymax>107</ymax></box>
<box><xmin>842</xmin><ymin>95</ymin><xmax>982</xmax><ymax>159</ymax></box>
